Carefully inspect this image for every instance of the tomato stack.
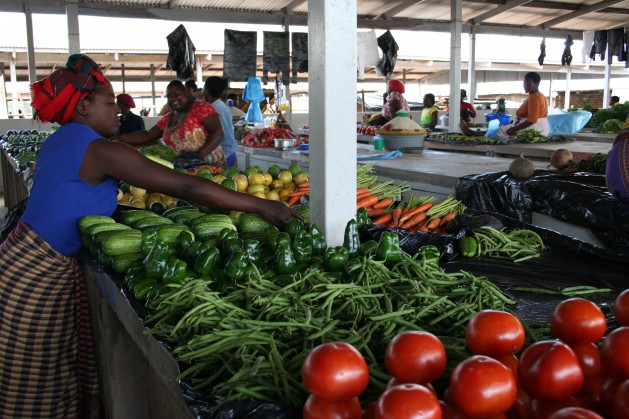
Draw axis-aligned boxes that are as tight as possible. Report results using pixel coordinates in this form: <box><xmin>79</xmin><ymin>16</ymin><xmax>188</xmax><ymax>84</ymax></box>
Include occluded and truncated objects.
<box><xmin>299</xmin><ymin>290</ymin><xmax>629</xmax><ymax>419</ymax></box>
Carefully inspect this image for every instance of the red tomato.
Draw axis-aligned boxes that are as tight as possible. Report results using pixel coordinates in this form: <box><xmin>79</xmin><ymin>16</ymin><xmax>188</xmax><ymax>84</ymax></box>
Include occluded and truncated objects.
<box><xmin>530</xmin><ymin>397</ymin><xmax>583</xmax><ymax>419</ymax></box>
<box><xmin>547</xmin><ymin>406</ymin><xmax>604</xmax><ymax>419</ymax></box>
<box><xmin>301</xmin><ymin>342</ymin><xmax>369</xmax><ymax>401</ymax></box>
<box><xmin>576</xmin><ymin>377</ymin><xmax>603</xmax><ymax>413</ymax></box>
<box><xmin>612</xmin><ymin>379</ymin><xmax>629</xmax><ymax>419</ymax></box>
<box><xmin>496</xmin><ymin>354</ymin><xmax>519</xmax><ymax>384</ymax></box>
<box><xmin>449</xmin><ymin>355</ymin><xmax>516</xmax><ymax>417</ymax></box>
<box><xmin>440</xmin><ymin>401</ymin><xmax>455</xmax><ymax>419</ymax></box>
<box><xmin>384</xmin><ymin>331</ymin><xmax>446</xmax><ymax>384</ymax></box>
<box><xmin>600</xmin><ymin>327</ymin><xmax>629</xmax><ymax>380</ymax></box>
<box><xmin>599</xmin><ymin>377</ymin><xmax>623</xmax><ymax>417</ymax></box>
<box><xmin>386</xmin><ymin>377</ymin><xmax>436</xmax><ymax>396</ymax></box>
<box><xmin>550</xmin><ymin>298</ymin><xmax>607</xmax><ymax>344</ymax></box>
<box><xmin>363</xmin><ymin>402</ymin><xmax>377</xmax><ymax>419</ymax></box>
<box><xmin>375</xmin><ymin>384</ymin><xmax>441</xmax><ymax>419</ymax></box>
<box><xmin>452</xmin><ymin>411</ymin><xmax>505</xmax><ymax>419</ymax></box>
<box><xmin>569</xmin><ymin>343</ymin><xmax>603</xmax><ymax>378</ymax></box>
<box><xmin>466</xmin><ymin>310</ymin><xmax>525</xmax><ymax>357</ymax></box>
<box><xmin>518</xmin><ymin>340</ymin><xmax>584</xmax><ymax>401</ymax></box>
<box><xmin>303</xmin><ymin>394</ymin><xmax>362</xmax><ymax>419</ymax></box>
<box><xmin>613</xmin><ymin>289</ymin><xmax>629</xmax><ymax>326</ymax></box>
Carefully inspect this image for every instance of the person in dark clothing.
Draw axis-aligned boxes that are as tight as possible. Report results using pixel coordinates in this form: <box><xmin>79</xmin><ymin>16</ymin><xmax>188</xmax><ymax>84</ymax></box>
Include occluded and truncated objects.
<box><xmin>115</xmin><ymin>93</ymin><xmax>145</xmax><ymax>135</ymax></box>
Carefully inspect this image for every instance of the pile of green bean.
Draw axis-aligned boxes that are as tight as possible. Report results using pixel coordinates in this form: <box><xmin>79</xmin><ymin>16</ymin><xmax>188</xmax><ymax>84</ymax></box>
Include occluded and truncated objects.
<box><xmin>145</xmin><ymin>251</ymin><xmax>517</xmax><ymax>408</ymax></box>
<box><xmin>472</xmin><ymin>226</ymin><xmax>547</xmax><ymax>262</ymax></box>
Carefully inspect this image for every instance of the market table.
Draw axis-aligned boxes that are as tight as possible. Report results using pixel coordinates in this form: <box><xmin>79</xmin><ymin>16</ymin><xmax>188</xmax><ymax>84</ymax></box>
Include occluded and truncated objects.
<box><xmin>0</xmin><ymin>145</ymin><xmax>29</xmax><ymax>210</ymax></box>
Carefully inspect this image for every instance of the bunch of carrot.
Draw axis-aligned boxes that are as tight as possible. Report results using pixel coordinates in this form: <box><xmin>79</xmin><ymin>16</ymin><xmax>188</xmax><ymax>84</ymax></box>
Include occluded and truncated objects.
<box><xmin>287</xmin><ymin>182</ymin><xmax>310</xmax><ymax>206</ymax></box>
<box><xmin>356</xmin><ymin>187</ymin><xmax>394</xmax><ymax>214</ymax></box>
<box><xmin>371</xmin><ymin>196</ymin><xmax>466</xmax><ymax>234</ymax></box>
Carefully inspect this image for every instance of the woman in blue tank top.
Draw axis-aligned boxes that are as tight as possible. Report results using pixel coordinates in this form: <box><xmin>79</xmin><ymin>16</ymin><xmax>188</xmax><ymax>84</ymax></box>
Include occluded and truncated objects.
<box><xmin>0</xmin><ymin>54</ymin><xmax>301</xmax><ymax>418</ymax></box>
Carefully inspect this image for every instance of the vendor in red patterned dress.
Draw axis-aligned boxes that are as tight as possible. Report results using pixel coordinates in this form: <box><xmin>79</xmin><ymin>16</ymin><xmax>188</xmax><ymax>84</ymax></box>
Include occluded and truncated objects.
<box><xmin>112</xmin><ymin>80</ymin><xmax>226</xmax><ymax>167</ymax></box>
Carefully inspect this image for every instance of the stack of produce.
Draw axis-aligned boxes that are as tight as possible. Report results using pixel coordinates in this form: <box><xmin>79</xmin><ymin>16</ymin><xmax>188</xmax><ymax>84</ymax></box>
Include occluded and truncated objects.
<box><xmin>241</xmin><ymin>127</ymin><xmax>302</xmax><ymax>148</ymax></box>
<box><xmin>0</xmin><ymin>129</ymin><xmax>53</xmax><ymax>170</ymax></box>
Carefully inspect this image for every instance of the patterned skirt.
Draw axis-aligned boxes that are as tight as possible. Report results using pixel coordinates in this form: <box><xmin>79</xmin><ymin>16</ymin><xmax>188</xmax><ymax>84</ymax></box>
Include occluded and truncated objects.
<box><xmin>0</xmin><ymin>222</ymin><xmax>99</xmax><ymax>418</ymax></box>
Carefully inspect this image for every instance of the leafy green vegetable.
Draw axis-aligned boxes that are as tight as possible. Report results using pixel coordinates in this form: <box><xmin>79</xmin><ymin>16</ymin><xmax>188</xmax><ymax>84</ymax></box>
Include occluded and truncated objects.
<box><xmin>593</xmin><ymin>119</ymin><xmax>624</xmax><ymax>134</ymax></box>
<box><xmin>137</xmin><ymin>143</ymin><xmax>180</xmax><ymax>161</ymax></box>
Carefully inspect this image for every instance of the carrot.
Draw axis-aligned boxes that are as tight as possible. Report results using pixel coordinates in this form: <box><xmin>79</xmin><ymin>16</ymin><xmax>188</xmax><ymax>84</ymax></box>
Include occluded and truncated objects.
<box><xmin>288</xmin><ymin>189</ymin><xmax>310</xmax><ymax>197</ymax></box>
<box><xmin>287</xmin><ymin>195</ymin><xmax>301</xmax><ymax>207</ymax></box>
<box><xmin>398</xmin><ymin>202</ymin><xmax>434</xmax><ymax>224</ymax></box>
<box><xmin>368</xmin><ymin>208</ymin><xmax>386</xmax><ymax>217</ymax></box>
<box><xmin>298</xmin><ymin>182</ymin><xmax>310</xmax><ymax>189</ymax></box>
<box><xmin>418</xmin><ymin>225</ymin><xmax>429</xmax><ymax>232</ymax></box>
<box><xmin>356</xmin><ymin>191</ymin><xmax>372</xmax><ymax>201</ymax></box>
<box><xmin>401</xmin><ymin>212</ymin><xmax>427</xmax><ymax>230</ymax></box>
<box><xmin>356</xmin><ymin>187</ymin><xmax>370</xmax><ymax>195</ymax></box>
<box><xmin>392</xmin><ymin>207</ymin><xmax>403</xmax><ymax>227</ymax></box>
<box><xmin>373</xmin><ymin>213</ymin><xmax>393</xmax><ymax>225</ymax></box>
<box><xmin>426</xmin><ymin>217</ymin><xmax>441</xmax><ymax>230</ymax></box>
<box><xmin>357</xmin><ymin>195</ymin><xmax>379</xmax><ymax>210</ymax></box>
<box><xmin>439</xmin><ymin>213</ymin><xmax>456</xmax><ymax>227</ymax></box>
<box><xmin>373</xmin><ymin>197</ymin><xmax>393</xmax><ymax>209</ymax></box>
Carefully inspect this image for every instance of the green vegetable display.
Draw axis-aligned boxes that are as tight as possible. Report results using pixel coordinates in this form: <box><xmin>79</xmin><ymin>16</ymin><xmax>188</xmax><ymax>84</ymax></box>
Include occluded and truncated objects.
<box><xmin>593</xmin><ymin>119</ymin><xmax>624</xmax><ymax>134</ymax></box>
<box><xmin>459</xmin><ymin>237</ymin><xmax>479</xmax><ymax>258</ymax></box>
<box><xmin>324</xmin><ymin>246</ymin><xmax>349</xmax><ymax>272</ymax></box>
<box><xmin>376</xmin><ymin>231</ymin><xmax>402</xmax><ymax>264</ymax></box>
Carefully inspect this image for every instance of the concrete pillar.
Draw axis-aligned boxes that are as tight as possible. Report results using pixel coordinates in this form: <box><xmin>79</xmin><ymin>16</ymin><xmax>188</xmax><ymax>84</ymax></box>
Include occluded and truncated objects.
<box><xmin>65</xmin><ymin>0</ymin><xmax>81</xmax><ymax>55</ymax></box>
<box><xmin>548</xmin><ymin>72</ymin><xmax>553</xmax><ymax>108</ymax></box>
<box><xmin>23</xmin><ymin>3</ymin><xmax>37</xmax><ymax>85</ymax></box>
<box><xmin>10</xmin><ymin>52</ymin><xmax>18</xmax><ymax>119</ymax></box>
<box><xmin>196</xmin><ymin>58</ymin><xmax>202</xmax><ymax>86</ymax></box>
<box><xmin>564</xmin><ymin>67</ymin><xmax>571</xmax><ymax>110</ymax></box>
<box><xmin>449</xmin><ymin>0</ymin><xmax>462</xmax><ymax>132</ymax></box>
<box><xmin>121</xmin><ymin>63</ymin><xmax>126</xmax><ymax>94</ymax></box>
<box><xmin>603</xmin><ymin>43</ymin><xmax>611</xmax><ymax>108</ymax></box>
<box><xmin>308</xmin><ymin>0</ymin><xmax>357</xmax><ymax>246</ymax></box>
<box><xmin>150</xmin><ymin>64</ymin><xmax>156</xmax><ymax>116</ymax></box>
<box><xmin>468</xmin><ymin>26</ymin><xmax>476</xmax><ymax>104</ymax></box>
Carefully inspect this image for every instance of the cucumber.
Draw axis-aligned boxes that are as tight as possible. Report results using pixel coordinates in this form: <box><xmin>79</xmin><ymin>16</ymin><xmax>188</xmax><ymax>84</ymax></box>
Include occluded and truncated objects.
<box><xmin>78</xmin><ymin>215</ymin><xmax>115</xmax><ymax>235</ymax></box>
<box><xmin>90</xmin><ymin>229</ymin><xmax>141</xmax><ymax>257</ymax></box>
<box><xmin>109</xmin><ymin>252</ymin><xmax>144</xmax><ymax>273</ymax></box>
<box><xmin>171</xmin><ymin>211</ymin><xmax>204</xmax><ymax>226</ymax></box>
<box><xmin>120</xmin><ymin>210</ymin><xmax>160</xmax><ymax>226</ymax></box>
<box><xmin>101</xmin><ymin>233</ymin><xmax>143</xmax><ymax>256</ymax></box>
<box><xmin>162</xmin><ymin>206</ymin><xmax>200</xmax><ymax>220</ymax></box>
<box><xmin>192</xmin><ymin>221</ymin><xmax>237</xmax><ymax>242</ymax></box>
<box><xmin>131</xmin><ymin>216</ymin><xmax>174</xmax><ymax>230</ymax></box>
<box><xmin>238</xmin><ymin>213</ymin><xmax>272</xmax><ymax>236</ymax></box>
<box><xmin>142</xmin><ymin>224</ymin><xmax>194</xmax><ymax>247</ymax></box>
<box><xmin>83</xmin><ymin>222</ymin><xmax>131</xmax><ymax>249</ymax></box>
<box><xmin>188</xmin><ymin>214</ymin><xmax>233</xmax><ymax>227</ymax></box>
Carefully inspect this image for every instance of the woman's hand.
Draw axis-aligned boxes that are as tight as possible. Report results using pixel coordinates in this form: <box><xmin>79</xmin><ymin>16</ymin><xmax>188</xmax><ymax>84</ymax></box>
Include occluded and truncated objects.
<box><xmin>257</xmin><ymin>200</ymin><xmax>304</xmax><ymax>227</ymax></box>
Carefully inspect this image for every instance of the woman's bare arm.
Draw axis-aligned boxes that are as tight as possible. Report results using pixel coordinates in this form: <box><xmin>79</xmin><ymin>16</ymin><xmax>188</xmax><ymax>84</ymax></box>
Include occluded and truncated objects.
<box><xmin>196</xmin><ymin>113</ymin><xmax>224</xmax><ymax>158</ymax></box>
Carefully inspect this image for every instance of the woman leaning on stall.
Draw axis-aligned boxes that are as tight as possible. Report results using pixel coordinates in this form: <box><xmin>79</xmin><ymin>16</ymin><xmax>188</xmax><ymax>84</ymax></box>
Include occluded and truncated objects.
<box><xmin>0</xmin><ymin>54</ymin><xmax>300</xmax><ymax>418</ymax></box>
<box><xmin>112</xmin><ymin>79</ymin><xmax>227</xmax><ymax>167</ymax></box>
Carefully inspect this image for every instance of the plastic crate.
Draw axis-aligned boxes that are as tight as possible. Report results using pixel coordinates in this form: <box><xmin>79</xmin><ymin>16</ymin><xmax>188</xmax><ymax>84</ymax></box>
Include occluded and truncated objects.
<box><xmin>485</xmin><ymin>113</ymin><xmax>511</xmax><ymax>125</ymax></box>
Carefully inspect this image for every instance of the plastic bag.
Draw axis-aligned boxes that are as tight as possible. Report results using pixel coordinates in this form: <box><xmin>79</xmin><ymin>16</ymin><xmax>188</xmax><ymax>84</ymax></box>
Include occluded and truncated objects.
<box><xmin>547</xmin><ymin>109</ymin><xmax>592</xmax><ymax>135</ymax></box>
<box><xmin>242</xmin><ymin>77</ymin><xmax>265</xmax><ymax>123</ymax></box>
<box><xmin>485</xmin><ymin>119</ymin><xmax>501</xmax><ymax>138</ymax></box>
<box><xmin>263</xmin><ymin>32</ymin><xmax>290</xmax><ymax>84</ymax></box>
<box><xmin>291</xmin><ymin>33</ymin><xmax>308</xmax><ymax>83</ymax></box>
<box><xmin>376</xmin><ymin>30</ymin><xmax>398</xmax><ymax>79</ymax></box>
<box><xmin>224</xmin><ymin>30</ymin><xmax>257</xmax><ymax>81</ymax></box>
<box><xmin>166</xmin><ymin>25</ymin><xmax>196</xmax><ymax>79</ymax></box>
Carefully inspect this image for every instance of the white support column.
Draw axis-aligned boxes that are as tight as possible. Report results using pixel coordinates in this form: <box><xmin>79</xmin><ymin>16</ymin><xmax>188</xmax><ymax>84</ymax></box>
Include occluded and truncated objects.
<box><xmin>548</xmin><ymin>72</ymin><xmax>553</xmax><ymax>108</ymax></box>
<box><xmin>23</xmin><ymin>2</ymin><xmax>37</xmax><ymax>85</ymax></box>
<box><xmin>121</xmin><ymin>63</ymin><xmax>126</xmax><ymax>93</ymax></box>
<box><xmin>196</xmin><ymin>58</ymin><xmax>203</xmax><ymax>86</ymax></box>
<box><xmin>150</xmin><ymin>64</ymin><xmax>156</xmax><ymax>116</ymax></box>
<box><xmin>10</xmin><ymin>52</ymin><xmax>18</xmax><ymax>118</ymax></box>
<box><xmin>66</xmin><ymin>0</ymin><xmax>81</xmax><ymax>55</ymax></box>
<box><xmin>449</xmin><ymin>0</ymin><xmax>462</xmax><ymax>133</ymax></box>
<box><xmin>603</xmin><ymin>43</ymin><xmax>611</xmax><ymax>108</ymax></box>
<box><xmin>308</xmin><ymin>0</ymin><xmax>357</xmax><ymax>246</ymax></box>
<box><xmin>468</xmin><ymin>26</ymin><xmax>476</xmax><ymax>105</ymax></box>
<box><xmin>564</xmin><ymin>67</ymin><xmax>571</xmax><ymax>110</ymax></box>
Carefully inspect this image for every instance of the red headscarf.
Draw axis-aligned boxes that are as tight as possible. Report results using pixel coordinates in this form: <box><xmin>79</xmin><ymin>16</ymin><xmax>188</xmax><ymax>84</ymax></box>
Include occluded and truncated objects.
<box><xmin>389</xmin><ymin>80</ymin><xmax>405</xmax><ymax>94</ymax></box>
<box><xmin>116</xmin><ymin>93</ymin><xmax>136</xmax><ymax>109</ymax></box>
<box><xmin>30</xmin><ymin>54</ymin><xmax>108</xmax><ymax>124</ymax></box>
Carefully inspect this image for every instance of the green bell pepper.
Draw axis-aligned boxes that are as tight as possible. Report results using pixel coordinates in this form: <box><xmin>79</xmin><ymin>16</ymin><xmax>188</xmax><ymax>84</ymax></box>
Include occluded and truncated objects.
<box><xmin>141</xmin><ymin>229</ymin><xmax>159</xmax><ymax>256</ymax></box>
<box><xmin>224</xmin><ymin>251</ymin><xmax>250</xmax><ymax>281</ymax></box>
<box><xmin>285</xmin><ymin>218</ymin><xmax>305</xmax><ymax>240</ymax></box>
<box><xmin>275</xmin><ymin>242</ymin><xmax>297</xmax><ymax>274</ymax></box>
<box><xmin>459</xmin><ymin>236</ymin><xmax>478</xmax><ymax>258</ymax></box>
<box><xmin>243</xmin><ymin>239</ymin><xmax>262</xmax><ymax>265</ymax></box>
<box><xmin>132</xmin><ymin>277</ymin><xmax>158</xmax><ymax>302</ymax></box>
<box><xmin>143</xmin><ymin>240</ymin><xmax>170</xmax><ymax>278</ymax></box>
<box><xmin>376</xmin><ymin>231</ymin><xmax>401</xmax><ymax>264</ymax></box>
<box><xmin>176</xmin><ymin>230</ymin><xmax>195</xmax><ymax>257</ymax></box>
<box><xmin>418</xmin><ymin>245</ymin><xmax>441</xmax><ymax>265</ymax></box>
<box><xmin>221</xmin><ymin>237</ymin><xmax>244</xmax><ymax>257</ymax></box>
<box><xmin>193</xmin><ymin>247</ymin><xmax>221</xmax><ymax>276</ymax></box>
<box><xmin>309</xmin><ymin>223</ymin><xmax>327</xmax><ymax>256</ymax></box>
<box><xmin>343</xmin><ymin>219</ymin><xmax>361</xmax><ymax>258</ymax></box>
<box><xmin>271</xmin><ymin>232</ymin><xmax>292</xmax><ymax>253</ymax></box>
<box><xmin>123</xmin><ymin>263</ymin><xmax>145</xmax><ymax>288</ymax></box>
<box><xmin>324</xmin><ymin>246</ymin><xmax>349</xmax><ymax>272</ymax></box>
<box><xmin>163</xmin><ymin>257</ymin><xmax>188</xmax><ymax>284</ymax></box>
<box><xmin>356</xmin><ymin>207</ymin><xmax>373</xmax><ymax>240</ymax></box>
<box><xmin>264</xmin><ymin>225</ymin><xmax>280</xmax><ymax>248</ymax></box>
<box><xmin>217</xmin><ymin>227</ymin><xmax>239</xmax><ymax>244</ymax></box>
<box><xmin>358</xmin><ymin>240</ymin><xmax>378</xmax><ymax>256</ymax></box>
<box><xmin>292</xmin><ymin>229</ymin><xmax>313</xmax><ymax>264</ymax></box>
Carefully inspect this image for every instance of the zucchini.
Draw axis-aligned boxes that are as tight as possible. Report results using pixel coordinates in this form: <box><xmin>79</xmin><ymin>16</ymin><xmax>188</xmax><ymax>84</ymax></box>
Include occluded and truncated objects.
<box><xmin>78</xmin><ymin>215</ymin><xmax>115</xmax><ymax>234</ymax></box>
<box><xmin>90</xmin><ymin>229</ymin><xmax>141</xmax><ymax>257</ymax></box>
<box><xmin>162</xmin><ymin>206</ymin><xmax>200</xmax><ymax>220</ymax></box>
<box><xmin>83</xmin><ymin>222</ymin><xmax>130</xmax><ymax>249</ymax></box>
<box><xmin>120</xmin><ymin>210</ymin><xmax>160</xmax><ymax>226</ymax></box>
<box><xmin>101</xmin><ymin>233</ymin><xmax>143</xmax><ymax>256</ymax></box>
<box><xmin>131</xmin><ymin>216</ymin><xmax>174</xmax><ymax>230</ymax></box>
<box><xmin>192</xmin><ymin>221</ymin><xmax>237</xmax><ymax>242</ymax></box>
<box><xmin>109</xmin><ymin>252</ymin><xmax>144</xmax><ymax>273</ymax></box>
<box><xmin>142</xmin><ymin>224</ymin><xmax>194</xmax><ymax>247</ymax></box>
<box><xmin>171</xmin><ymin>211</ymin><xmax>204</xmax><ymax>225</ymax></box>
<box><xmin>238</xmin><ymin>213</ymin><xmax>272</xmax><ymax>236</ymax></box>
<box><xmin>188</xmin><ymin>214</ymin><xmax>233</xmax><ymax>227</ymax></box>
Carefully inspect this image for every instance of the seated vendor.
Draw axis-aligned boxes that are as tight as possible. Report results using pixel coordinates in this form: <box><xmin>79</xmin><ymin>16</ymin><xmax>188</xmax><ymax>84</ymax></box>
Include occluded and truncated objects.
<box><xmin>420</xmin><ymin>94</ymin><xmax>439</xmax><ymax>130</ymax></box>
<box><xmin>609</xmin><ymin>96</ymin><xmax>621</xmax><ymax>107</ymax></box>
<box><xmin>461</xmin><ymin>72</ymin><xmax>548</xmax><ymax>140</ymax></box>
<box><xmin>605</xmin><ymin>115</ymin><xmax>629</xmax><ymax>202</ymax></box>
<box><xmin>446</xmin><ymin>89</ymin><xmax>476</xmax><ymax>123</ymax></box>
<box><xmin>493</xmin><ymin>95</ymin><xmax>507</xmax><ymax>114</ymax></box>
<box><xmin>366</xmin><ymin>80</ymin><xmax>410</xmax><ymax>126</ymax></box>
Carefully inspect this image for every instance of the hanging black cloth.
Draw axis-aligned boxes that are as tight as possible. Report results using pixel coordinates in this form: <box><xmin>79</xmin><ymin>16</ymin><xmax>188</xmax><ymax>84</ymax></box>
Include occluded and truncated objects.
<box><xmin>626</xmin><ymin>29</ymin><xmax>629</xmax><ymax>68</ymax></box>
<box><xmin>376</xmin><ymin>30</ymin><xmax>398</xmax><ymax>79</ymax></box>
<box><xmin>561</xmin><ymin>35</ymin><xmax>573</xmax><ymax>66</ymax></box>
<box><xmin>608</xmin><ymin>28</ymin><xmax>625</xmax><ymax>64</ymax></box>
<box><xmin>223</xmin><ymin>29</ymin><xmax>257</xmax><ymax>82</ymax></box>
<box><xmin>291</xmin><ymin>33</ymin><xmax>308</xmax><ymax>84</ymax></box>
<box><xmin>538</xmin><ymin>37</ymin><xmax>546</xmax><ymax>66</ymax></box>
<box><xmin>590</xmin><ymin>30</ymin><xmax>607</xmax><ymax>61</ymax></box>
<box><xmin>166</xmin><ymin>24</ymin><xmax>196</xmax><ymax>79</ymax></box>
<box><xmin>263</xmin><ymin>32</ymin><xmax>290</xmax><ymax>85</ymax></box>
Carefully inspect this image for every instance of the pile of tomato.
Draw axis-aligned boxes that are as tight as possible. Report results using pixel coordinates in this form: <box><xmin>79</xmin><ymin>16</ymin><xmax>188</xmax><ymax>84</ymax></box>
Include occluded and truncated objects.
<box><xmin>300</xmin><ymin>289</ymin><xmax>629</xmax><ymax>419</ymax></box>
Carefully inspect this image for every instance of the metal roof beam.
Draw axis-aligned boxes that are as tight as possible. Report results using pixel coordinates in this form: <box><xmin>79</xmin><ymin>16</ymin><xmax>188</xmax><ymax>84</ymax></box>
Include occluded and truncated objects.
<box><xmin>374</xmin><ymin>0</ymin><xmax>428</xmax><ymax>20</ymax></box>
<box><xmin>466</xmin><ymin>0</ymin><xmax>534</xmax><ymax>24</ymax></box>
<box><xmin>535</xmin><ymin>0</ymin><xmax>627</xmax><ymax>29</ymax></box>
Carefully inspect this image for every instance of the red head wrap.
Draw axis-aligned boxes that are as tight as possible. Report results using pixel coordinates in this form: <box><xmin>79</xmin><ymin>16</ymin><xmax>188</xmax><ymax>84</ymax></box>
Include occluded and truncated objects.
<box><xmin>116</xmin><ymin>93</ymin><xmax>136</xmax><ymax>109</ymax></box>
<box><xmin>30</xmin><ymin>54</ymin><xmax>108</xmax><ymax>124</ymax></box>
<box><xmin>388</xmin><ymin>80</ymin><xmax>405</xmax><ymax>94</ymax></box>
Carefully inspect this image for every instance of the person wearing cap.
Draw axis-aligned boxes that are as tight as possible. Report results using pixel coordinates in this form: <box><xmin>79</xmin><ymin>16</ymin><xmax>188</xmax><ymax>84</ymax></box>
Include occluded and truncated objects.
<box><xmin>365</xmin><ymin>79</ymin><xmax>410</xmax><ymax>126</ymax></box>
<box><xmin>445</xmin><ymin>89</ymin><xmax>476</xmax><ymax>123</ymax></box>
<box><xmin>0</xmin><ymin>54</ymin><xmax>302</xmax><ymax>417</ymax></box>
<box><xmin>606</xmin><ymin>114</ymin><xmax>629</xmax><ymax>201</ymax></box>
<box><xmin>115</xmin><ymin>93</ymin><xmax>145</xmax><ymax>135</ymax></box>
<box><xmin>203</xmin><ymin>76</ymin><xmax>239</xmax><ymax>167</ymax></box>
<box><xmin>493</xmin><ymin>95</ymin><xmax>507</xmax><ymax>114</ymax></box>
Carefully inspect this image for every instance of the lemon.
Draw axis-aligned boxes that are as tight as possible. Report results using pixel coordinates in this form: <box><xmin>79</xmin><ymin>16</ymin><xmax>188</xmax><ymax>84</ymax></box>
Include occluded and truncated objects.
<box><xmin>222</xmin><ymin>167</ymin><xmax>239</xmax><ymax>179</ymax></box>
<box><xmin>252</xmin><ymin>191</ymin><xmax>267</xmax><ymax>199</ymax></box>
<box><xmin>252</xmin><ymin>165</ymin><xmax>264</xmax><ymax>174</ymax></box>
<box><xmin>294</xmin><ymin>172</ymin><xmax>309</xmax><ymax>185</ymax></box>
<box><xmin>243</xmin><ymin>167</ymin><xmax>258</xmax><ymax>177</ymax></box>
<box><xmin>247</xmin><ymin>184</ymin><xmax>266</xmax><ymax>195</ymax></box>
<box><xmin>271</xmin><ymin>179</ymin><xmax>285</xmax><ymax>190</ymax></box>
<box><xmin>278</xmin><ymin>188</ymin><xmax>292</xmax><ymax>202</ymax></box>
<box><xmin>262</xmin><ymin>173</ymin><xmax>273</xmax><ymax>186</ymax></box>
<box><xmin>288</xmin><ymin>164</ymin><xmax>301</xmax><ymax>176</ymax></box>
<box><xmin>278</xmin><ymin>171</ymin><xmax>293</xmax><ymax>184</ymax></box>
<box><xmin>212</xmin><ymin>175</ymin><xmax>226</xmax><ymax>184</ymax></box>
<box><xmin>129</xmin><ymin>185</ymin><xmax>147</xmax><ymax>197</ymax></box>
<box><xmin>265</xmin><ymin>190</ymin><xmax>280</xmax><ymax>200</ymax></box>
<box><xmin>248</xmin><ymin>173</ymin><xmax>265</xmax><ymax>186</ymax></box>
<box><xmin>116</xmin><ymin>188</ymin><xmax>124</xmax><ymax>201</ymax></box>
<box><xmin>267</xmin><ymin>165</ymin><xmax>281</xmax><ymax>179</ymax></box>
<box><xmin>128</xmin><ymin>196</ymin><xmax>146</xmax><ymax>209</ymax></box>
<box><xmin>286</xmin><ymin>182</ymin><xmax>297</xmax><ymax>192</ymax></box>
<box><xmin>233</xmin><ymin>174</ymin><xmax>249</xmax><ymax>192</ymax></box>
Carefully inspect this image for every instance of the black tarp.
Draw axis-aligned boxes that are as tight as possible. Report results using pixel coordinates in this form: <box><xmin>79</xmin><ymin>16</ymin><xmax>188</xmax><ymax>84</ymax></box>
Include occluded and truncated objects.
<box><xmin>455</xmin><ymin>170</ymin><xmax>629</xmax><ymax>257</ymax></box>
<box><xmin>262</xmin><ymin>32</ymin><xmax>290</xmax><ymax>84</ymax></box>
<box><xmin>291</xmin><ymin>33</ymin><xmax>308</xmax><ymax>84</ymax></box>
<box><xmin>376</xmin><ymin>30</ymin><xmax>398</xmax><ymax>79</ymax></box>
<box><xmin>223</xmin><ymin>30</ymin><xmax>257</xmax><ymax>82</ymax></box>
<box><xmin>590</xmin><ymin>30</ymin><xmax>608</xmax><ymax>61</ymax></box>
<box><xmin>166</xmin><ymin>25</ymin><xmax>196</xmax><ymax>80</ymax></box>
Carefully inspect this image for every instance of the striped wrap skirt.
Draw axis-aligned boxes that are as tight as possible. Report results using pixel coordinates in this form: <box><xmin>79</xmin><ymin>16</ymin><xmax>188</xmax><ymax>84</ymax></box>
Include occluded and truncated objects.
<box><xmin>0</xmin><ymin>221</ymin><xmax>99</xmax><ymax>418</ymax></box>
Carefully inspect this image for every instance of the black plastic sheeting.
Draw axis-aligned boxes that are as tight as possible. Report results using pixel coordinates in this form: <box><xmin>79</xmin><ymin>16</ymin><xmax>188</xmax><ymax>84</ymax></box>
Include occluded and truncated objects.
<box><xmin>291</xmin><ymin>33</ymin><xmax>308</xmax><ymax>84</ymax></box>
<box><xmin>376</xmin><ymin>30</ymin><xmax>398</xmax><ymax>79</ymax></box>
<box><xmin>166</xmin><ymin>25</ymin><xmax>196</xmax><ymax>80</ymax></box>
<box><xmin>455</xmin><ymin>170</ymin><xmax>629</xmax><ymax>257</ymax></box>
<box><xmin>262</xmin><ymin>32</ymin><xmax>290</xmax><ymax>84</ymax></box>
<box><xmin>223</xmin><ymin>30</ymin><xmax>257</xmax><ymax>82</ymax></box>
